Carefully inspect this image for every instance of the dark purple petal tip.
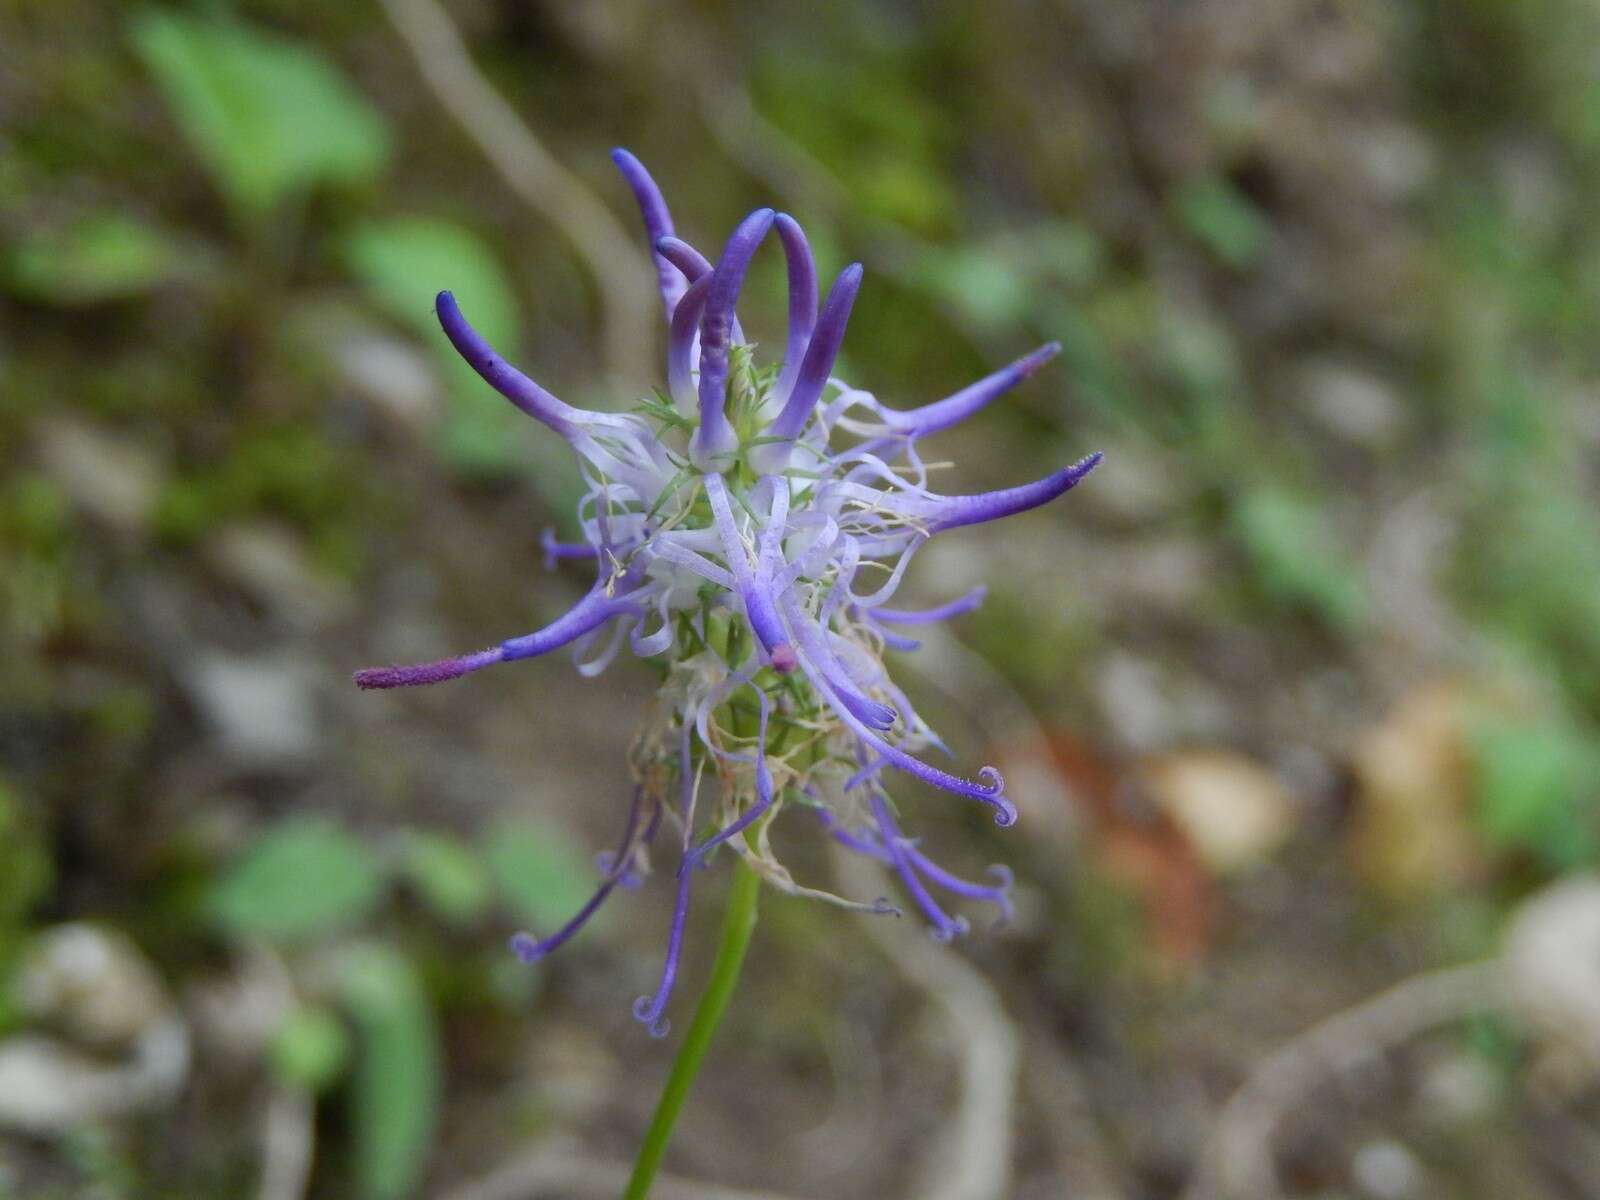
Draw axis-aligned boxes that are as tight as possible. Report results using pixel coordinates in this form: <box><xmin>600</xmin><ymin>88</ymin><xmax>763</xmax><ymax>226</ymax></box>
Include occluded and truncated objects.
<box><xmin>1016</xmin><ymin>341</ymin><xmax>1062</xmax><ymax>378</ymax></box>
<box><xmin>353</xmin><ymin>648</ymin><xmax>501</xmax><ymax>689</ymax></box>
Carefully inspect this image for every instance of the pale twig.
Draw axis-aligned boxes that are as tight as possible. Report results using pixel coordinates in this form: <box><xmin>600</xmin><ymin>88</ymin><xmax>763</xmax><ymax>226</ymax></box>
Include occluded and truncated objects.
<box><xmin>258</xmin><ymin>1085</ymin><xmax>315</xmax><ymax>1200</ymax></box>
<box><xmin>377</xmin><ymin>0</ymin><xmax>657</xmax><ymax>387</ymax></box>
<box><xmin>1019</xmin><ymin>1027</ymin><xmax>1129</xmax><ymax>1200</ymax></box>
<box><xmin>834</xmin><ymin>847</ymin><xmax>1020</xmax><ymax>1200</ymax></box>
<box><xmin>1184</xmin><ymin>959</ymin><xmax>1504</xmax><ymax>1200</ymax></box>
<box><xmin>436</xmin><ymin>1134</ymin><xmax>808</xmax><ymax>1200</ymax></box>
<box><xmin>692</xmin><ymin>75</ymin><xmax>852</xmax><ymax>222</ymax></box>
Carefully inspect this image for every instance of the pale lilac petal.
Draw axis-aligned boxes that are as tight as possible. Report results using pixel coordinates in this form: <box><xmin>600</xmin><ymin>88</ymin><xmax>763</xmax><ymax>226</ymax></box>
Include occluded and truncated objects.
<box><xmin>869</xmin><ymin>586</ymin><xmax>987</xmax><ymax>625</ymax></box>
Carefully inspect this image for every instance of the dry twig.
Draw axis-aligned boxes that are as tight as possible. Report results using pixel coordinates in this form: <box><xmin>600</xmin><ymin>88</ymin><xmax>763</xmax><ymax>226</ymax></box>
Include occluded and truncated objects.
<box><xmin>834</xmin><ymin>848</ymin><xmax>1020</xmax><ymax>1200</ymax></box>
<box><xmin>377</xmin><ymin>0</ymin><xmax>658</xmax><ymax>387</ymax></box>
<box><xmin>1184</xmin><ymin>959</ymin><xmax>1503</xmax><ymax>1200</ymax></box>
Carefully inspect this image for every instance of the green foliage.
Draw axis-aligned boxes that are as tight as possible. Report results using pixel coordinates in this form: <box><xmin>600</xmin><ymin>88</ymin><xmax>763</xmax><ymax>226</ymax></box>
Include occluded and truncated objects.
<box><xmin>210</xmin><ymin>818</ymin><xmax>386</xmax><ymax>943</ymax></box>
<box><xmin>913</xmin><ymin>222</ymin><xmax>1102</xmax><ymax>332</ymax></box>
<box><xmin>0</xmin><ymin>473</ymin><xmax>75</xmax><ymax>650</ymax></box>
<box><xmin>1172</xmin><ymin>177</ymin><xmax>1270</xmax><ymax>269</ymax></box>
<box><xmin>0</xmin><ymin>781</ymin><xmax>53</xmax><ymax>1030</ymax></box>
<box><xmin>397</xmin><ymin>831</ymin><xmax>491</xmax><ymax>924</ymax></box>
<box><xmin>130</xmin><ymin>10</ymin><xmax>390</xmax><ymax>222</ymax></box>
<box><xmin>1468</xmin><ymin>719</ymin><xmax>1600</xmax><ymax>869</ymax></box>
<box><xmin>340</xmin><ymin>218</ymin><xmax>528</xmax><ymax>475</ymax></box>
<box><xmin>337</xmin><ymin>944</ymin><xmax>441</xmax><ymax>1200</ymax></box>
<box><xmin>6</xmin><ymin>213</ymin><xmax>189</xmax><ymax>304</ymax></box>
<box><xmin>271</xmin><ymin>1005</ymin><xmax>352</xmax><ymax>1092</ymax></box>
<box><xmin>483</xmin><ymin>820</ymin><xmax>597</xmax><ymax>931</ymax></box>
<box><xmin>154</xmin><ymin>423</ymin><xmax>354</xmax><ymax>546</ymax></box>
<box><xmin>1232</xmin><ymin>486</ymin><xmax>1366</xmax><ymax>631</ymax></box>
<box><xmin>752</xmin><ymin>53</ymin><xmax>955</xmax><ymax>233</ymax></box>
<box><xmin>1458</xmin><ymin>478</ymin><xmax>1600</xmax><ymax>711</ymax></box>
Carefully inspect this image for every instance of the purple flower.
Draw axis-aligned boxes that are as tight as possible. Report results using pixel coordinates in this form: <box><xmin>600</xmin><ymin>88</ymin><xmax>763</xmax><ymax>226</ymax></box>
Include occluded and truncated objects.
<box><xmin>356</xmin><ymin>150</ymin><xmax>1100</xmax><ymax>1035</ymax></box>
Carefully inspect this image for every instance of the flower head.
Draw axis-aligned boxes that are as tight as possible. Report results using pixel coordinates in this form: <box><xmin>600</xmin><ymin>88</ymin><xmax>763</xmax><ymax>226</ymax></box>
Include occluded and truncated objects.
<box><xmin>356</xmin><ymin>149</ymin><xmax>1100</xmax><ymax>1035</ymax></box>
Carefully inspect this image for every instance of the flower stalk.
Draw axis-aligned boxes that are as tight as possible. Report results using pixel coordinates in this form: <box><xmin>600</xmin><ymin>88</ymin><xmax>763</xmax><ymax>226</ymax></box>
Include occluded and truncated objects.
<box><xmin>622</xmin><ymin>857</ymin><xmax>761</xmax><ymax>1200</ymax></box>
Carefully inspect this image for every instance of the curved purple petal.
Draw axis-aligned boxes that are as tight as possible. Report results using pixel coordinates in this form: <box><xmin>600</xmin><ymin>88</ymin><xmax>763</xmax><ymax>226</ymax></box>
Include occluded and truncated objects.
<box><xmin>500</xmin><ymin>581</ymin><xmax>643</xmax><ymax>662</ymax></box>
<box><xmin>921</xmin><ymin>452</ymin><xmax>1102</xmax><ymax>534</ymax></box>
<box><xmin>764</xmin><ymin>263</ymin><xmax>862</xmax><ymax>446</ymax></box>
<box><xmin>869</xmin><ymin>586</ymin><xmax>987</xmax><ymax>625</ymax></box>
<box><xmin>610</xmin><ymin>148</ymin><xmax>686</xmax><ymax>320</ymax></box>
<box><xmin>655</xmin><ymin>235</ymin><xmax>713</xmax><ymax>282</ymax></box>
<box><xmin>511</xmin><ymin>790</ymin><xmax>647</xmax><ymax>962</ymax></box>
<box><xmin>883</xmin><ymin>343</ymin><xmax>1060</xmax><ymax>438</ymax></box>
<box><xmin>436</xmin><ymin>291</ymin><xmax>581</xmax><ymax>439</ymax></box>
<box><xmin>632</xmin><ymin>865</ymin><xmax>691</xmax><ymax>1038</ymax></box>
<box><xmin>356</xmin><ymin>577</ymin><xmax>642</xmax><ymax>688</ymax></box>
<box><xmin>871</xmin><ymin>793</ymin><xmax>967</xmax><ymax>940</ymax></box>
<box><xmin>773</xmin><ymin>214</ymin><xmax>818</xmax><ymax>403</ymax></box>
<box><xmin>667</xmin><ymin>272</ymin><xmax>713</xmax><ymax>412</ymax></box>
<box><xmin>692</xmin><ymin>208</ymin><xmax>775</xmax><ymax>466</ymax></box>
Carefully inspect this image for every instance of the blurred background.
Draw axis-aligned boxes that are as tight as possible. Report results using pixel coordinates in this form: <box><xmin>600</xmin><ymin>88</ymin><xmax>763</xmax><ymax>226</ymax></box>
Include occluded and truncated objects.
<box><xmin>6</xmin><ymin>1</ymin><xmax>1600</xmax><ymax>1197</ymax></box>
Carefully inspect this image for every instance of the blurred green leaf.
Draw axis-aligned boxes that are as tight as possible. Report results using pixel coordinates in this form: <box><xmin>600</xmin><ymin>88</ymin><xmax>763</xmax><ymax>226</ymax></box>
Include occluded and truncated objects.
<box><xmin>914</xmin><ymin>223</ymin><xmax>1101</xmax><ymax>333</ymax></box>
<box><xmin>337</xmin><ymin>945</ymin><xmax>440</xmax><ymax>1200</ymax></box>
<box><xmin>1233</xmin><ymin>486</ymin><xmax>1366</xmax><ymax>630</ymax></box>
<box><xmin>0</xmin><ymin>780</ymin><xmax>52</xmax><ymax>1027</ymax></box>
<box><xmin>484</xmin><ymin>820</ymin><xmax>597</xmax><ymax>931</ymax></box>
<box><xmin>210</xmin><ymin>818</ymin><xmax>385</xmax><ymax>942</ymax></box>
<box><xmin>1468</xmin><ymin>720</ymin><xmax>1600</xmax><ymax>869</ymax></box>
<box><xmin>915</xmin><ymin>248</ymin><xmax>1031</xmax><ymax>330</ymax></box>
<box><xmin>7</xmin><ymin>214</ymin><xmax>187</xmax><ymax>304</ymax></box>
<box><xmin>340</xmin><ymin>218</ymin><xmax>525</xmax><ymax>475</ymax></box>
<box><xmin>398</xmin><ymin>831</ymin><xmax>490</xmax><ymax>924</ymax></box>
<box><xmin>131</xmin><ymin>11</ymin><xmax>390</xmax><ymax>220</ymax></box>
<box><xmin>1173</xmin><ymin>177</ymin><xmax>1269</xmax><ymax>269</ymax></box>
<box><xmin>1156</xmin><ymin>309</ymin><xmax>1240</xmax><ymax>397</ymax></box>
<box><xmin>271</xmin><ymin>1005</ymin><xmax>351</xmax><ymax>1092</ymax></box>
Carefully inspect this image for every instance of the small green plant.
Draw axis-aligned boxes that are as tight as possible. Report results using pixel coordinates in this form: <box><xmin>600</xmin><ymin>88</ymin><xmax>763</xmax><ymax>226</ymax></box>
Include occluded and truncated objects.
<box><xmin>207</xmin><ymin>815</ymin><xmax>591</xmax><ymax>1198</ymax></box>
<box><xmin>131</xmin><ymin>11</ymin><xmax>390</xmax><ymax>223</ymax></box>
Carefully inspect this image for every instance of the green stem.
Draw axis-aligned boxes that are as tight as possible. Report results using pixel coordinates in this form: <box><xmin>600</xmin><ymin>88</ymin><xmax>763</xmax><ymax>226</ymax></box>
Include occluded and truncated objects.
<box><xmin>622</xmin><ymin>859</ymin><xmax>761</xmax><ymax>1200</ymax></box>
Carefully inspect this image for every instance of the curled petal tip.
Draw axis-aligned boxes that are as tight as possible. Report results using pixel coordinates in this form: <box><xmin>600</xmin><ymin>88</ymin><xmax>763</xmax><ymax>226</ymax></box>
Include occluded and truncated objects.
<box><xmin>509</xmin><ymin>933</ymin><xmax>545</xmax><ymax>964</ymax></box>
<box><xmin>770</xmin><ymin>643</ymin><xmax>798</xmax><ymax>673</ymax></box>
<box><xmin>632</xmin><ymin>995</ymin><xmax>670</xmax><ymax>1038</ymax></box>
